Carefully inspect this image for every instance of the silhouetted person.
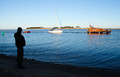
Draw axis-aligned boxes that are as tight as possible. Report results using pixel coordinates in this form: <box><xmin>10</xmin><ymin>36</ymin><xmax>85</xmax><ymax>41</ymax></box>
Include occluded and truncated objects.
<box><xmin>14</xmin><ymin>27</ymin><xmax>26</xmax><ymax>68</ymax></box>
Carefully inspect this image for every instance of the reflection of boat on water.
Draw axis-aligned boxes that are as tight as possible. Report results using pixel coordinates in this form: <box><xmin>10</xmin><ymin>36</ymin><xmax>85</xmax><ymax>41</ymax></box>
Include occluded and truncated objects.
<box><xmin>48</xmin><ymin>27</ymin><xmax>62</xmax><ymax>33</ymax></box>
<box><xmin>23</xmin><ymin>31</ymin><xmax>31</xmax><ymax>33</ymax></box>
<box><xmin>87</xmin><ymin>25</ymin><xmax>111</xmax><ymax>34</ymax></box>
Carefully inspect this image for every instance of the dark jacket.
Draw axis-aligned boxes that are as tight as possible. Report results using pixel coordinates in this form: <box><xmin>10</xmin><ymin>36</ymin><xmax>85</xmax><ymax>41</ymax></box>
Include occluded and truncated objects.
<box><xmin>14</xmin><ymin>33</ymin><xmax>26</xmax><ymax>48</ymax></box>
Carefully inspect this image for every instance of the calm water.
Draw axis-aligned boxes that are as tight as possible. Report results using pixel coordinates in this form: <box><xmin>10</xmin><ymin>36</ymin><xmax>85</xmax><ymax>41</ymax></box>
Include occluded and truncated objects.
<box><xmin>0</xmin><ymin>29</ymin><xmax>120</xmax><ymax>70</ymax></box>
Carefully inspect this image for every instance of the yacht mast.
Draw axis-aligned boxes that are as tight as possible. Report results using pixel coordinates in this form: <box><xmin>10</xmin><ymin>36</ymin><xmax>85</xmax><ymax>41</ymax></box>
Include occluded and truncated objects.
<box><xmin>55</xmin><ymin>10</ymin><xmax>62</xmax><ymax>28</ymax></box>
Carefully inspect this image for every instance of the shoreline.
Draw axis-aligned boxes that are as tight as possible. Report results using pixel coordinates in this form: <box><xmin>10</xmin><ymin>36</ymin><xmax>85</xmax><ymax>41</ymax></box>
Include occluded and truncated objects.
<box><xmin>1</xmin><ymin>28</ymin><xmax>120</xmax><ymax>30</ymax></box>
<box><xmin>26</xmin><ymin>27</ymin><xmax>120</xmax><ymax>30</ymax></box>
<box><xmin>0</xmin><ymin>54</ymin><xmax>120</xmax><ymax>77</ymax></box>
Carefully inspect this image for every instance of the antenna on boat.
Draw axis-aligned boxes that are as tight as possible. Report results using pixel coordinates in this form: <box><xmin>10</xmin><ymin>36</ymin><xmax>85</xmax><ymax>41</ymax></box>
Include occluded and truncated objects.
<box><xmin>89</xmin><ymin>24</ymin><xmax>93</xmax><ymax>28</ymax></box>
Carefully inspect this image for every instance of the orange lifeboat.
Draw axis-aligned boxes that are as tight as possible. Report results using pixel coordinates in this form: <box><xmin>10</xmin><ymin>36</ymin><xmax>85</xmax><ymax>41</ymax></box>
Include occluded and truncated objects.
<box><xmin>87</xmin><ymin>25</ymin><xmax>111</xmax><ymax>34</ymax></box>
<box><xmin>23</xmin><ymin>31</ymin><xmax>31</xmax><ymax>33</ymax></box>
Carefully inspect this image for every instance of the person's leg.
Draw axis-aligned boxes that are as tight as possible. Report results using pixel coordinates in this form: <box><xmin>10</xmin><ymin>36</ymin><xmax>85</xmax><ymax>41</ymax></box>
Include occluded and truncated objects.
<box><xmin>17</xmin><ymin>48</ymin><xmax>20</xmax><ymax>67</ymax></box>
<box><xmin>17</xmin><ymin>47</ymin><xmax>24</xmax><ymax>68</ymax></box>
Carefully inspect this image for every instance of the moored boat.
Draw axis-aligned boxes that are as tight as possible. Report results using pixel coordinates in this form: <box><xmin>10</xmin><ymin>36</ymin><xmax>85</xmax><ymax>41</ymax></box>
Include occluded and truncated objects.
<box><xmin>87</xmin><ymin>25</ymin><xmax>111</xmax><ymax>34</ymax></box>
<box><xmin>49</xmin><ymin>27</ymin><xmax>62</xmax><ymax>33</ymax></box>
<box><xmin>48</xmin><ymin>10</ymin><xmax>63</xmax><ymax>34</ymax></box>
<box><xmin>23</xmin><ymin>31</ymin><xmax>31</xmax><ymax>33</ymax></box>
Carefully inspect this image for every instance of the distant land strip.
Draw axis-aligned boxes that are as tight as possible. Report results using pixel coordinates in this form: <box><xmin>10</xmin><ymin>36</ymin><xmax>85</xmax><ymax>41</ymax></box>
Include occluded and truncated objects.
<box><xmin>26</xmin><ymin>27</ymin><xmax>120</xmax><ymax>30</ymax></box>
<box><xmin>26</xmin><ymin>26</ymin><xmax>81</xmax><ymax>29</ymax></box>
<box><xmin>26</xmin><ymin>27</ymin><xmax>83</xmax><ymax>29</ymax></box>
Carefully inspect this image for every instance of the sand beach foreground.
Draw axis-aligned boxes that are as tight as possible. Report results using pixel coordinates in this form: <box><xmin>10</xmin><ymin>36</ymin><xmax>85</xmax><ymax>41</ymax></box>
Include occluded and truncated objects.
<box><xmin>0</xmin><ymin>54</ymin><xmax>120</xmax><ymax>77</ymax></box>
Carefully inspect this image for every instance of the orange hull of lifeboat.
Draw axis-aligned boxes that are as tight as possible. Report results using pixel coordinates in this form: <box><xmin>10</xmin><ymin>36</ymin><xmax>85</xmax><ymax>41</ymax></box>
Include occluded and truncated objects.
<box><xmin>23</xmin><ymin>31</ymin><xmax>30</xmax><ymax>33</ymax></box>
<box><xmin>87</xmin><ymin>26</ymin><xmax>111</xmax><ymax>34</ymax></box>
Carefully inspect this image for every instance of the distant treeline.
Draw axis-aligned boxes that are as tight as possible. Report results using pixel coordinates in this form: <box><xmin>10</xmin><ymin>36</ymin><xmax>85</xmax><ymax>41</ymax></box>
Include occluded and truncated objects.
<box><xmin>27</xmin><ymin>27</ymin><xmax>44</xmax><ymax>29</ymax></box>
<box><xmin>61</xmin><ymin>26</ymin><xmax>74</xmax><ymax>29</ymax></box>
<box><xmin>27</xmin><ymin>26</ymin><xmax>81</xmax><ymax>29</ymax></box>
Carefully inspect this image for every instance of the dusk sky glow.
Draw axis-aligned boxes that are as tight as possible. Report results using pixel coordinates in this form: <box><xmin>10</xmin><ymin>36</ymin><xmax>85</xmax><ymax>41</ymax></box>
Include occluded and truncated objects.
<box><xmin>0</xmin><ymin>0</ymin><xmax>120</xmax><ymax>29</ymax></box>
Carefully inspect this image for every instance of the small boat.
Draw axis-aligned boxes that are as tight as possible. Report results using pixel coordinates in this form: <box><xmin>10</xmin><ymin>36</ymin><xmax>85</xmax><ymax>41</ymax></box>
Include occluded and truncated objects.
<box><xmin>49</xmin><ymin>27</ymin><xmax>62</xmax><ymax>33</ymax></box>
<box><xmin>23</xmin><ymin>31</ymin><xmax>31</xmax><ymax>33</ymax></box>
<box><xmin>87</xmin><ymin>25</ymin><xmax>111</xmax><ymax>34</ymax></box>
<box><xmin>49</xmin><ymin>10</ymin><xmax>63</xmax><ymax>34</ymax></box>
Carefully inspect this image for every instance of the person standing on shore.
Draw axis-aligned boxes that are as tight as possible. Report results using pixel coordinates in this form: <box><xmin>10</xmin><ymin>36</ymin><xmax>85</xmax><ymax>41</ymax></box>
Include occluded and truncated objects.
<box><xmin>14</xmin><ymin>27</ymin><xmax>26</xmax><ymax>68</ymax></box>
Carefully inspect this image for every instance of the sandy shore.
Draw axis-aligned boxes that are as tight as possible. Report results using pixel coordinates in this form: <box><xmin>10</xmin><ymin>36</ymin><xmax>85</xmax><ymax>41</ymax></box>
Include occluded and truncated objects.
<box><xmin>0</xmin><ymin>54</ymin><xmax>120</xmax><ymax>77</ymax></box>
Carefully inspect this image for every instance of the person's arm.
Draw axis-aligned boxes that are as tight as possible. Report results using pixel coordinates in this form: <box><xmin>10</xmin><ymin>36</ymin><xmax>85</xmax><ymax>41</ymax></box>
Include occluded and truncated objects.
<box><xmin>22</xmin><ymin>35</ymin><xmax>26</xmax><ymax>47</ymax></box>
<box><xmin>23</xmin><ymin>36</ymin><xmax>26</xmax><ymax>46</ymax></box>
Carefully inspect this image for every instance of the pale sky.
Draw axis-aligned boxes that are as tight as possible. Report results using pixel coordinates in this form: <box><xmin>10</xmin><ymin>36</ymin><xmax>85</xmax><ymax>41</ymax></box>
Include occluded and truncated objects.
<box><xmin>0</xmin><ymin>0</ymin><xmax>120</xmax><ymax>29</ymax></box>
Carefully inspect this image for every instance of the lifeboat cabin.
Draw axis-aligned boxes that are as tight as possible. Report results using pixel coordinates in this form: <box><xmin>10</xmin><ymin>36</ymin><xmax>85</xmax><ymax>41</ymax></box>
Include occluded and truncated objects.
<box><xmin>23</xmin><ymin>31</ymin><xmax>31</xmax><ymax>33</ymax></box>
<box><xmin>87</xmin><ymin>25</ymin><xmax>111</xmax><ymax>34</ymax></box>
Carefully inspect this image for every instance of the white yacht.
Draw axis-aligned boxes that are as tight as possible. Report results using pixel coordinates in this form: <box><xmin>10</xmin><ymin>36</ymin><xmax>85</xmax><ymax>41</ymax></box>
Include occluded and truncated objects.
<box><xmin>48</xmin><ymin>27</ymin><xmax>62</xmax><ymax>33</ymax></box>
